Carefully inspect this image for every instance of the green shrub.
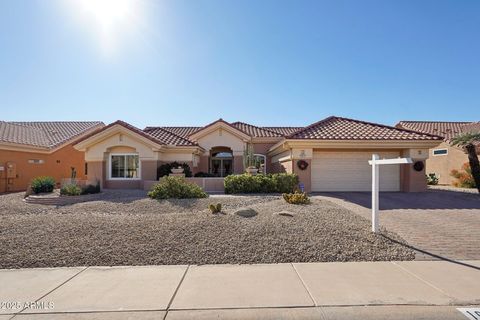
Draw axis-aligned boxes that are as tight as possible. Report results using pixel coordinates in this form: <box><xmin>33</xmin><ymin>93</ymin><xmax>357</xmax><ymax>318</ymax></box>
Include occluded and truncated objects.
<box><xmin>194</xmin><ymin>171</ymin><xmax>215</xmax><ymax>177</ymax></box>
<box><xmin>148</xmin><ymin>176</ymin><xmax>208</xmax><ymax>199</ymax></box>
<box><xmin>224</xmin><ymin>173</ymin><xmax>298</xmax><ymax>194</ymax></box>
<box><xmin>30</xmin><ymin>176</ymin><xmax>55</xmax><ymax>194</ymax></box>
<box><xmin>60</xmin><ymin>184</ymin><xmax>82</xmax><ymax>196</ymax></box>
<box><xmin>208</xmin><ymin>203</ymin><xmax>222</xmax><ymax>214</ymax></box>
<box><xmin>81</xmin><ymin>182</ymin><xmax>101</xmax><ymax>195</ymax></box>
<box><xmin>283</xmin><ymin>192</ymin><xmax>310</xmax><ymax>204</ymax></box>
<box><xmin>157</xmin><ymin>162</ymin><xmax>192</xmax><ymax>179</ymax></box>
<box><xmin>426</xmin><ymin>173</ymin><xmax>439</xmax><ymax>185</ymax></box>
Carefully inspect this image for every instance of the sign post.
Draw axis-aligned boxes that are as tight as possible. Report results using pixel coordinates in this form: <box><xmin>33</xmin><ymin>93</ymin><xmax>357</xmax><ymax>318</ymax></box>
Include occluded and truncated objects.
<box><xmin>368</xmin><ymin>155</ymin><xmax>412</xmax><ymax>233</ymax></box>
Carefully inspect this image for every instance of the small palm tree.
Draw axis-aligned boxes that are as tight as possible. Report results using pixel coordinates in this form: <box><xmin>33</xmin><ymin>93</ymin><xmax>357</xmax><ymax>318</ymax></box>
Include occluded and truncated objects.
<box><xmin>451</xmin><ymin>132</ymin><xmax>480</xmax><ymax>193</ymax></box>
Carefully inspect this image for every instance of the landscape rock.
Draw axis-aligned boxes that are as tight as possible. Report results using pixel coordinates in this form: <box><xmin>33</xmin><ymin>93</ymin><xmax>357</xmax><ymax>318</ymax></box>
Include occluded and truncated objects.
<box><xmin>274</xmin><ymin>211</ymin><xmax>295</xmax><ymax>217</ymax></box>
<box><xmin>233</xmin><ymin>207</ymin><xmax>258</xmax><ymax>218</ymax></box>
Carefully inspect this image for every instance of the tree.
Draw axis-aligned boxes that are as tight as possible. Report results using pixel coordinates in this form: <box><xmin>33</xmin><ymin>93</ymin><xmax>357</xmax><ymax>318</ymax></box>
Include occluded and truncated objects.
<box><xmin>451</xmin><ymin>132</ymin><xmax>480</xmax><ymax>193</ymax></box>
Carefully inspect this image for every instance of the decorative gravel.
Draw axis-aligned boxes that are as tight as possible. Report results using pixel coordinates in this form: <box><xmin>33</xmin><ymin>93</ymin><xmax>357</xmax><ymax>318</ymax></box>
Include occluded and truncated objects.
<box><xmin>0</xmin><ymin>190</ymin><xmax>414</xmax><ymax>268</ymax></box>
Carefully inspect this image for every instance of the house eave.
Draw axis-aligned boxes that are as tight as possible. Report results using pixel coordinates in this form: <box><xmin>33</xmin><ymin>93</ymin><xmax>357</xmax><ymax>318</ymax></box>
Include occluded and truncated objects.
<box><xmin>268</xmin><ymin>139</ymin><xmax>443</xmax><ymax>156</ymax></box>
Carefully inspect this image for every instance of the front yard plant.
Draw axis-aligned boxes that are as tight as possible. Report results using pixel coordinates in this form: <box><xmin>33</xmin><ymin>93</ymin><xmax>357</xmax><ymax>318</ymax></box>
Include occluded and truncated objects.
<box><xmin>208</xmin><ymin>203</ymin><xmax>222</xmax><ymax>214</ymax></box>
<box><xmin>81</xmin><ymin>182</ymin><xmax>101</xmax><ymax>195</ymax></box>
<box><xmin>30</xmin><ymin>176</ymin><xmax>55</xmax><ymax>194</ymax></box>
<box><xmin>60</xmin><ymin>184</ymin><xmax>82</xmax><ymax>196</ymax></box>
<box><xmin>148</xmin><ymin>176</ymin><xmax>208</xmax><ymax>199</ymax></box>
<box><xmin>426</xmin><ymin>173</ymin><xmax>439</xmax><ymax>185</ymax></box>
<box><xmin>451</xmin><ymin>163</ymin><xmax>476</xmax><ymax>188</ymax></box>
<box><xmin>283</xmin><ymin>192</ymin><xmax>310</xmax><ymax>204</ymax></box>
<box><xmin>224</xmin><ymin>173</ymin><xmax>298</xmax><ymax>194</ymax></box>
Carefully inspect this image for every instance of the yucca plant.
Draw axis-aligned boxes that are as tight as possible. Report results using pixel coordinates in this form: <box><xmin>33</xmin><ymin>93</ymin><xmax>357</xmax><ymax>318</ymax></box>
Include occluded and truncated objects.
<box><xmin>451</xmin><ymin>132</ymin><xmax>480</xmax><ymax>193</ymax></box>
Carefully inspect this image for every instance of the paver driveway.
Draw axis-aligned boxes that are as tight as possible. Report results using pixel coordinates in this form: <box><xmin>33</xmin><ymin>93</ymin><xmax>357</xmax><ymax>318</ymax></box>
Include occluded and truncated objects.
<box><xmin>314</xmin><ymin>190</ymin><xmax>480</xmax><ymax>260</ymax></box>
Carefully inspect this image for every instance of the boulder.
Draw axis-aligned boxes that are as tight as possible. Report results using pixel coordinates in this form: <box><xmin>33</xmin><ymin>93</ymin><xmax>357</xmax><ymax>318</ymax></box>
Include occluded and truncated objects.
<box><xmin>233</xmin><ymin>208</ymin><xmax>257</xmax><ymax>218</ymax></box>
<box><xmin>274</xmin><ymin>211</ymin><xmax>295</xmax><ymax>217</ymax></box>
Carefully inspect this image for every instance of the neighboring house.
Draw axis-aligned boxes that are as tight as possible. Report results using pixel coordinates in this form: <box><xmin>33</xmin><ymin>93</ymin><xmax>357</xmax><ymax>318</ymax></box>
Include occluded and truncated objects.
<box><xmin>396</xmin><ymin>121</ymin><xmax>480</xmax><ymax>185</ymax></box>
<box><xmin>73</xmin><ymin>116</ymin><xmax>441</xmax><ymax>192</ymax></box>
<box><xmin>0</xmin><ymin>121</ymin><xmax>104</xmax><ymax>192</ymax></box>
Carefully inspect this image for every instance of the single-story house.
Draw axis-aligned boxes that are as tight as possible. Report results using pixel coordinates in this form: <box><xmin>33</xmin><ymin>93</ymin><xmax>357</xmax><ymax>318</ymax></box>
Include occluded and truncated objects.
<box><xmin>73</xmin><ymin>116</ymin><xmax>442</xmax><ymax>192</ymax></box>
<box><xmin>396</xmin><ymin>121</ymin><xmax>480</xmax><ymax>185</ymax></box>
<box><xmin>0</xmin><ymin>121</ymin><xmax>104</xmax><ymax>192</ymax></box>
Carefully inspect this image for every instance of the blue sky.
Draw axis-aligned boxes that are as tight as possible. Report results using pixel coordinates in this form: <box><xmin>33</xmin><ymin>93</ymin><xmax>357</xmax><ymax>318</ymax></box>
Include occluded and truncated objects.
<box><xmin>0</xmin><ymin>0</ymin><xmax>479</xmax><ymax>128</ymax></box>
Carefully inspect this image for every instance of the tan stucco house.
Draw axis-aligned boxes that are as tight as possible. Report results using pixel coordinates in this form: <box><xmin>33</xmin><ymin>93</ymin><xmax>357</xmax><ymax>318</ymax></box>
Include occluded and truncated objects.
<box><xmin>396</xmin><ymin>121</ymin><xmax>480</xmax><ymax>185</ymax></box>
<box><xmin>0</xmin><ymin>121</ymin><xmax>104</xmax><ymax>193</ymax></box>
<box><xmin>73</xmin><ymin>116</ymin><xmax>442</xmax><ymax>193</ymax></box>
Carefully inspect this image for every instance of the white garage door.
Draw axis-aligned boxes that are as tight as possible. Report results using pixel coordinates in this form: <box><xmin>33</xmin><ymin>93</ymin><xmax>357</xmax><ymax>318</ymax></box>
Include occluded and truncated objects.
<box><xmin>312</xmin><ymin>151</ymin><xmax>401</xmax><ymax>192</ymax></box>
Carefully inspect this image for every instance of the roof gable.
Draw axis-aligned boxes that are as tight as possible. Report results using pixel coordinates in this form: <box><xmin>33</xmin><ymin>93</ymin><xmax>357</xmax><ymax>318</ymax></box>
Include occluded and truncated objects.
<box><xmin>289</xmin><ymin>116</ymin><xmax>442</xmax><ymax>141</ymax></box>
<box><xmin>74</xmin><ymin>120</ymin><xmax>167</xmax><ymax>150</ymax></box>
<box><xmin>188</xmin><ymin>119</ymin><xmax>251</xmax><ymax>141</ymax></box>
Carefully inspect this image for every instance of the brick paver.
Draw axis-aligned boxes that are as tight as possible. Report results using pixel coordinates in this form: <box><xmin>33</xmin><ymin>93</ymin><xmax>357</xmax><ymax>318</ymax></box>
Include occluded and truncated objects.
<box><xmin>314</xmin><ymin>190</ymin><xmax>480</xmax><ymax>260</ymax></box>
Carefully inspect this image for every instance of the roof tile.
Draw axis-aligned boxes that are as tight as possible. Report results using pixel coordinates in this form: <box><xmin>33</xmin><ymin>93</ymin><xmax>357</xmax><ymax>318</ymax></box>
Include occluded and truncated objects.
<box><xmin>1</xmin><ymin>121</ymin><xmax>104</xmax><ymax>149</ymax></box>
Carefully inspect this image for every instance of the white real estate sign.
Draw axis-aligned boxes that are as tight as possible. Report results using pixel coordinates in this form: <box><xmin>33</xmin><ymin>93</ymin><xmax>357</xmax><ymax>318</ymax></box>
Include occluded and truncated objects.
<box><xmin>368</xmin><ymin>154</ymin><xmax>412</xmax><ymax>233</ymax></box>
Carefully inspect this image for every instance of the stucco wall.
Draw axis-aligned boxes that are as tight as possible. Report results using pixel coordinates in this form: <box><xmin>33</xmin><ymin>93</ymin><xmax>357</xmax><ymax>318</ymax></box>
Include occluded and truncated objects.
<box><xmin>86</xmin><ymin>161</ymin><xmax>104</xmax><ymax>188</ymax></box>
<box><xmin>196</xmin><ymin>128</ymin><xmax>246</xmax><ymax>156</ymax></box>
<box><xmin>425</xmin><ymin>141</ymin><xmax>468</xmax><ymax>185</ymax></box>
<box><xmin>0</xmin><ymin>144</ymin><xmax>87</xmax><ymax>193</ymax></box>
<box><xmin>292</xmin><ymin>159</ymin><xmax>311</xmax><ymax>192</ymax></box>
<box><xmin>233</xmin><ymin>156</ymin><xmax>244</xmax><ymax>174</ymax></box>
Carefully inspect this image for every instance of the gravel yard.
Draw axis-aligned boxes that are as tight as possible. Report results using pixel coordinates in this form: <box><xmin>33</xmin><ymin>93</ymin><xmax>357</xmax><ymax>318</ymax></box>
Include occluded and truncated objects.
<box><xmin>0</xmin><ymin>190</ymin><xmax>414</xmax><ymax>268</ymax></box>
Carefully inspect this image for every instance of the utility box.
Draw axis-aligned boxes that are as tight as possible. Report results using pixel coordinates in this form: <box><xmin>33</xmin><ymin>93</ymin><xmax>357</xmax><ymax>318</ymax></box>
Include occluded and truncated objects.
<box><xmin>6</xmin><ymin>162</ymin><xmax>17</xmax><ymax>179</ymax></box>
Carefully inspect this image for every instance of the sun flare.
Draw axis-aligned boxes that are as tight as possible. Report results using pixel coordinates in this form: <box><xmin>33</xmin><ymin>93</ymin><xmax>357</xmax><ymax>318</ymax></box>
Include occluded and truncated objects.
<box><xmin>68</xmin><ymin>0</ymin><xmax>143</xmax><ymax>56</ymax></box>
<box><xmin>77</xmin><ymin>0</ymin><xmax>133</xmax><ymax>28</ymax></box>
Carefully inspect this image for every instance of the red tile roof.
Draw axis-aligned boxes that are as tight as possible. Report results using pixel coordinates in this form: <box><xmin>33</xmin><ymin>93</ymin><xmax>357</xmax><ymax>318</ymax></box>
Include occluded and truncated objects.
<box><xmin>461</xmin><ymin>122</ymin><xmax>480</xmax><ymax>134</ymax></box>
<box><xmin>143</xmin><ymin>127</ymin><xmax>197</xmax><ymax>146</ymax></box>
<box><xmin>230</xmin><ymin>122</ymin><xmax>283</xmax><ymax>138</ymax></box>
<box><xmin>1</xmin><ymin>121</ymin><xmax>103</xmax><ymax>149</ymax></box>
<box><xmin>150</xmin><ymin>127</ymin><xmax>201</xmax><ymax>138</ymax></box>
<box><xmin>289</xmin><ymin>116</ymin><xmax>442</xmax><ymax>141</ymax></box>
<box><xmin>396</xmin><ymin>121</ymin><xmax>473</xmax><ymax>140</ymax></box>
<box><xmin>146</xmin><ymin>123</ymin><xmax>302</xmax><ymax>139</ymax></box>
<box><xmin>262</xmin><ymin>127</ymin><xmax>303</xmax><ymax>136</ymax></box>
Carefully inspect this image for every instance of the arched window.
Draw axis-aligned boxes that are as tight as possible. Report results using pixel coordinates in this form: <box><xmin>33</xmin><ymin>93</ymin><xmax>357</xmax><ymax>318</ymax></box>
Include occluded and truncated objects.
<box><xmin>253</xmin><ymin>154</ymin><xmax>266</xmax><ymax>174</ymax></box>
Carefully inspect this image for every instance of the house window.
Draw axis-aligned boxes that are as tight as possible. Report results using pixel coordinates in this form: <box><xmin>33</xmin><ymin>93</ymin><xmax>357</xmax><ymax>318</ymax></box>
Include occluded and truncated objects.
<box><xmin>110</xmin><ymin>154</ymin><xmax>140</xmax><ymax>179</ymax></box>
<box><xmin>28</xmin><ymin>159</ymin><xmax>44</xmax><ymax>164</ymax></box>
<box><xmin>253</xmin><ymin>154</ymin><xmax>266</xmax><ymax>174</ymax></box>
<box><xmin>85</xmin><ymin>163</ymin><xmax>88</xmax><ymax>175</ymax></box>
<box><xmin>433</xmin><ymin>149</ymin><xmax>448</xmax><ymax>156</ymax></box>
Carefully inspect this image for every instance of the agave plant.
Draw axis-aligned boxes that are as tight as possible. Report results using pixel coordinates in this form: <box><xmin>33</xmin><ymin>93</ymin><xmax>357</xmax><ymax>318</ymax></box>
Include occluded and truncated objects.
<box><xmin>451</xmin><ymin>132</ymin><xmax>480</xmax><ymax>193</ymax></box>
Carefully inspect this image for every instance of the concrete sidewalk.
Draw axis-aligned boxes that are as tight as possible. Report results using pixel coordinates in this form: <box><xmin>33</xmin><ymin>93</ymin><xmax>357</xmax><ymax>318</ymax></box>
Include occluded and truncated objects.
<box><xmin>1</xmin><ymin>260</ymin><xmax>479</xmax><ymax>319</ymax></box>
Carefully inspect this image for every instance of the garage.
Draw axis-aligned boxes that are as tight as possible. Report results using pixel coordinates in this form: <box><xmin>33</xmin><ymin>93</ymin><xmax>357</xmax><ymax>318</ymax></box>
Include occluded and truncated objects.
<box><xmin>311</xmin><ymin>151</ymin><xmax>401</xmax><ymax>192</ymax></box>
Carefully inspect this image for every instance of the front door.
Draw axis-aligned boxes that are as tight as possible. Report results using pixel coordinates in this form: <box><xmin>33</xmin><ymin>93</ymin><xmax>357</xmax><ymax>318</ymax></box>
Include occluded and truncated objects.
<box><xmin>210</xmin><ymin>152</ymin><xmax>233</xmax><ymax>177</ymax></box>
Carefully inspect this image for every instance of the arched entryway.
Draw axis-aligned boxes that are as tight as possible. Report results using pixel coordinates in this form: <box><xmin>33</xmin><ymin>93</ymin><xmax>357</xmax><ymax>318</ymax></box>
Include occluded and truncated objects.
<box><xmin>210</xmin><ymin>146</ymin><xmax>233</xmax><ymax>177</ymax></box>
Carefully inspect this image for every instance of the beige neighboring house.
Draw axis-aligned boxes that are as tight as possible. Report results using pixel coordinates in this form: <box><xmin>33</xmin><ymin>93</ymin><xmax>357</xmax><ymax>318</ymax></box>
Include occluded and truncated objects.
<box><xmin>396</xmin><ymin>121</ymin><xmax>480</xmax><ymax>185</ymax></box>
<box><xmin>73</xmin><ymin>116</ymin><xmax>442</xmax><ymax>193</ymax></box>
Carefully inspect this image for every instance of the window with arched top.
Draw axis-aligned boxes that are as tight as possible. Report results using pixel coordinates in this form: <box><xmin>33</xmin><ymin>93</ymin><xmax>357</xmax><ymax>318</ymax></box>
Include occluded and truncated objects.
<box><xmin>253</xmin><ymin>154</ymin><xmax>266</xmax><ymax>174</ymax></box>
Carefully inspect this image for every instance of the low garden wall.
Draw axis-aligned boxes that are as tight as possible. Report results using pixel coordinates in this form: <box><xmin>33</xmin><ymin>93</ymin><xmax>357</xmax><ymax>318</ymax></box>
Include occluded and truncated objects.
<box><xmin>143</xmin><ymin>177</ymin><xmax>225</xmax><ymax>193</ymax></box>
<box><xmin>24</xmin><ymin>192</ymin><xmax>103</xmax><ymax>205</ymax></box>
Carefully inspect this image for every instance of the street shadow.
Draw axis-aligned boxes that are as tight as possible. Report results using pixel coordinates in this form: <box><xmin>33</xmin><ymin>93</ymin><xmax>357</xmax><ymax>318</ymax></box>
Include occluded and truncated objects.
<box><xmin>381</xmin><ymin>234</ymin><xmax>480</xmax><ymax>272</ymax></box>
<box><xmin>316</xmin><ymin>190</ymin><xmax>480</xmax><ymax>210</ymax></box>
